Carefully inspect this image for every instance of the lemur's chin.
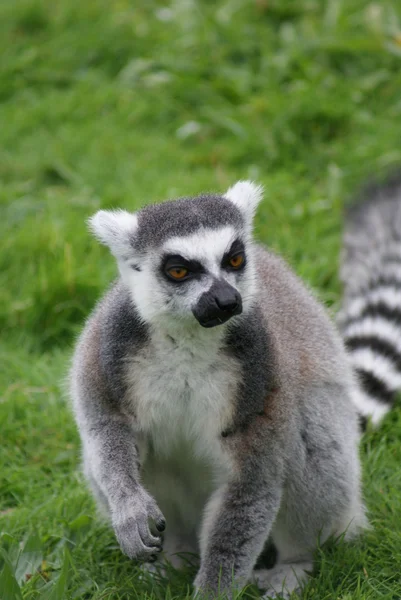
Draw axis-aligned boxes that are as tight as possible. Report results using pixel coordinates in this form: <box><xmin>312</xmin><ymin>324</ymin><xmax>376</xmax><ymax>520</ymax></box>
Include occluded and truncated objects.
<box><xmin>198</xmin><ymin>317</ymin><xmax>229</xmax><ymax>328</ymax></box>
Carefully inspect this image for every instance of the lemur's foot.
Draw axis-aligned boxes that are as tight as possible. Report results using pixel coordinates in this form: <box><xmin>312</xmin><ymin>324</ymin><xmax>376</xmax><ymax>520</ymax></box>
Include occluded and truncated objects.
<box><xmin>254</xmin><ymin>561</ymin><xmax>312</xmax><ymax>599</ymax></box>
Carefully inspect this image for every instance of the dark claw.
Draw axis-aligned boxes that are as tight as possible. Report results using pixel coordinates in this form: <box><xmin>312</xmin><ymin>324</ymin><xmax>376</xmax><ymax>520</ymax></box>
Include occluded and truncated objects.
<box><xmin>156</xmin><ymin>518</ymin><xmax>166</xmax><ymax>532</ymax></box>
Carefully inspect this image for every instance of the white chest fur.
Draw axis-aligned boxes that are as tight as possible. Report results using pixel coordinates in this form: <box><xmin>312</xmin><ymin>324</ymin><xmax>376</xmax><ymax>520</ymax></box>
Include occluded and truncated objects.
<box><xmin>125</xmin><ymin>325</ymin><xmax>240</xmax><ymax>463</ymax></box>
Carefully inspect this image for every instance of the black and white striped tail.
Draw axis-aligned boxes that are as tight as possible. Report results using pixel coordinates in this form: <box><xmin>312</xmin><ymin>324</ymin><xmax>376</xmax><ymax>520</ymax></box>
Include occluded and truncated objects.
<box><xmin>338</xmin><ymin>173</ymin><xmax>401</xmax><ymax>426</ymax></box>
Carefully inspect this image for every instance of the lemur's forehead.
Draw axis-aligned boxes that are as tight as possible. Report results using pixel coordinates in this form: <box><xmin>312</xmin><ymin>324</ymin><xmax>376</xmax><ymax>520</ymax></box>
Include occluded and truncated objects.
<box><xmin>162</xmin><ymin>227</ymin><xmax>238</xmax><ymax>265</ymax></box>
<box><xmin>133</xmin><ymin>194</ymin><xmax>244</xmax><ymax>252</ymax></box>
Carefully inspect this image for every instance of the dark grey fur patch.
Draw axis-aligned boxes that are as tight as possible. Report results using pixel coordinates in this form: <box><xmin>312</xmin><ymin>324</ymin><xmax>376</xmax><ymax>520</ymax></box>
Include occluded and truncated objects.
<box><xmin>132</xmin><ymin>195</ymin><xmax>244</xmax><ymax>251</ymax></box>
<box><xmin>99</xmin><ymin>282</ymin><xmax>149</xmax><ymax>402</ymax></box>
<box><xmin>222</xmin><ymin>307</ymin><xmax>276</xmax><ymax>435</ymax></box>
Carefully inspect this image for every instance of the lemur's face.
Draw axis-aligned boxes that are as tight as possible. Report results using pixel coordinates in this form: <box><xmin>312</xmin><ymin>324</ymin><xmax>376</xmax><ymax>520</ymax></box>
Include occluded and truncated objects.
<box><xmin>132</xmin><ymin>226</ymin><xmax>254</xmax><ymax>328</ymax></box>
<box><xmin>89</xmin><ymin>181</ymin><xmax>263</xmax><ymax>329</ymax></box>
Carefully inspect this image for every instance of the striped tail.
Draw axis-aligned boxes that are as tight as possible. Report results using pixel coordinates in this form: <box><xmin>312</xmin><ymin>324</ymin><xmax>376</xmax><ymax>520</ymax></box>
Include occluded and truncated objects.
<box><xmin>338</xmin><ymin>173</ymin><xmax>401</xmax><ymax>426</ymax></box>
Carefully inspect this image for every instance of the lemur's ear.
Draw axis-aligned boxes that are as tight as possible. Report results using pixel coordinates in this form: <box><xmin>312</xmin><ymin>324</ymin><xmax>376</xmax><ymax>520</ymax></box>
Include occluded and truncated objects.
<box><xmin>88</xmin><ymin>210</ymin><xmax>138</xmax><ymax>257</ymax></box>
<box><xmin>225</xmin><ymin>181</ymin><xmax>263</xmax><ymax>223</ymax></box>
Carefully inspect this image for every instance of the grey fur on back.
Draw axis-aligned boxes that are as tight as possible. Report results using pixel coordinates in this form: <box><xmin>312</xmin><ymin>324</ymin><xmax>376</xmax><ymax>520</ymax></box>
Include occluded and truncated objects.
<box><xmin>339</xmin><ymin>172</ymin><xmax>401</xmax><ymax>425</ymax></box>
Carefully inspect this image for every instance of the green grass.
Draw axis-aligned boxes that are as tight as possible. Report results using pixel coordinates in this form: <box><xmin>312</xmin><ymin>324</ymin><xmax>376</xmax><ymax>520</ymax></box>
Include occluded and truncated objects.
<box><xmin>1</xmin><ymin>0</ymin><xmax>401</xmax><ymax>598</ymax></box>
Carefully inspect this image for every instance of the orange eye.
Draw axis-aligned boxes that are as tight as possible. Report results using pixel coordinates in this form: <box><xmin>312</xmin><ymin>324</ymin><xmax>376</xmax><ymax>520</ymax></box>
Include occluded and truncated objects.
<box><xmin>229</xmin><ymin>254</ymin><xmax>244</xmax><ymax>269</ymax></box>
<box><xmin>167</xmin><ymin>267</ymin><xmax>188</xmax><ymax>280</ymax></box>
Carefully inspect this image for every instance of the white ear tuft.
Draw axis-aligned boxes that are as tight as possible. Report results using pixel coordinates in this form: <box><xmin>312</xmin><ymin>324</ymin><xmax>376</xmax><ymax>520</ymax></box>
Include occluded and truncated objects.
<box><xmin>225</xmin><ymin>180</ymin><xmax>263</xmax><ymax>222</ymax></box>
<box><xmin>88</xmin><ymin>209</ymin><xmax>138</xmax><ymax>257</ymax></box>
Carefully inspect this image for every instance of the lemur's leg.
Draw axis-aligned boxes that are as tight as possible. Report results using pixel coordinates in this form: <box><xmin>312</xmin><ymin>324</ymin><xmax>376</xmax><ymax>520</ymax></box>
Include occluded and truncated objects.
<box><xmin>253</xmin><ymin>493</ymin><xmax>364</xmax><ymax>599</ymax></box>
<box><xmin>253</xmin><ymin>384</ymin><xmax>366</xmax><ymax>599</ymax></box>
<box><xmin>194</xmin><ymin>419</ymin><xmax>286</xmax><ymax>597</ymax></box>
<box><xmin>251</xmin><ymin>477</ymin><xmax>320</xmax><ymax>598</ymax></box>
<box><xmin>253</xmin><ymin>522</ymin><xmax>313</xmax><ymax>599</ymax></box>
<box><xmin>253</xmin><ymin>500</ymin><xmax>324</xmax><ymax>598</ymax></box>
<box><xmin>254</xmin><ymin>563</ymin><xmax>312</xmax><ymax>599</ymax></box>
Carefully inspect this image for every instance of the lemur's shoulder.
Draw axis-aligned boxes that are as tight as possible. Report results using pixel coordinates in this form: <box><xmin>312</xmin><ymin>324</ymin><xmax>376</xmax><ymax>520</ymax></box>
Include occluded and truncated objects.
<box><xmin>253</xmin><ymin>244</ymin><xmax>351</xmax><ymax>386</ymax></box>
<box><xmin>72</xmin><ymin>281</ymin><xmax>148</xmax><ymax>406</ymax></box>
<box><xmin>254</xmin><ymin>244</ymin><xmax>323</xmax><ymax>314</ymax></box>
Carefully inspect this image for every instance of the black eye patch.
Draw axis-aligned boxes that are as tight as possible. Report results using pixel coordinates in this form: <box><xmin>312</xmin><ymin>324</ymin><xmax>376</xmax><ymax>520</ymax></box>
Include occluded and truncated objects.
<box><xmin>161</xmin><ymin>254</ymin><xmax>205</xmax><ymax>282</ymax></box>
<box><xmin>221</xmin><ymin>240</ymin><xmax>246</xmax><ymax>269</ymax></box>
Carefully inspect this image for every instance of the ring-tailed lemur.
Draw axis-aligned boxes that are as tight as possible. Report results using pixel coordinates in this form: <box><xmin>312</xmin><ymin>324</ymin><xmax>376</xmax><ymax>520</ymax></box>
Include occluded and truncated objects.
<box><xmin>70</xmin><ymin>178</ymin><xmax>398</xmax><ymax>599</ymax></box>
<box><xmin>338</xmin><ymin>173</ymin><xmax>401</xmax><ymax>428</ymax></box>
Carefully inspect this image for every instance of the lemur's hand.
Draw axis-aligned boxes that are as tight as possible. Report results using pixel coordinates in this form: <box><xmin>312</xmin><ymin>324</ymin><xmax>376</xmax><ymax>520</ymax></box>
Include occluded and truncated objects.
<box><xmin>111</xmin><ymin>486</ymin><xmax>165</xmax><ymax>561</ymax></box>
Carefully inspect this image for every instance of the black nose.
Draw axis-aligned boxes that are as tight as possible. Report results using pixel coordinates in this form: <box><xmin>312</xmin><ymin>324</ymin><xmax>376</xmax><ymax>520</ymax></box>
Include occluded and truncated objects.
<box><xmin>215</xmin><ymin>292</ymin><xmax>241</xmax><ymax>313</ymax></box>
<box><xmin>192</xmin><ymin>280</ymin><xmax>243</xmax><ymax>328</ymax></box>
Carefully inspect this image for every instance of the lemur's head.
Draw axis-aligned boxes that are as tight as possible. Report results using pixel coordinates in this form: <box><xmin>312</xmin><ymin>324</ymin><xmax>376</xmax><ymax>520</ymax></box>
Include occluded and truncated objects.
<box><xmin>89</xmin><ymin>181</ymin><xmax>262</xmax><ymax>329</ymax></box>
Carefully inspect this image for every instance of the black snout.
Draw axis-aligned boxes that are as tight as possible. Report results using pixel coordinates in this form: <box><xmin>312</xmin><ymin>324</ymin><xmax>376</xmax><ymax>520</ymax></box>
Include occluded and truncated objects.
<box><xmin>215</xmin><ymin>293</ymin><xmax>240</xmax><ymax>313</ymax></box>
<box><xmin>192</xmin><ymin>280</ymin><xmax>242</xmax><ymax>328</ymax></box>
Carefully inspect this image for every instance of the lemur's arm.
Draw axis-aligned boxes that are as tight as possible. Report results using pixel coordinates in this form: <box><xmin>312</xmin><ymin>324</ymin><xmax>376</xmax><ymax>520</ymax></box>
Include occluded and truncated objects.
<box><xmin>71</xmin><ymin>287</ymin><xmax>165</xmax><ymax>560</ymax></box>
<box><xmin>80</xmin><ymin>407</ymin><xmax>165</xmax><ymax>560</ymax></box>
<box><xmin>195</xmin><ymin>415</ymin><xmax>286</xmax><ymax>596</ymax></box>
<box><xmin>72</xmin><ymin>302</ymin><xmax>166</xmax><ymax>563</ymax></box>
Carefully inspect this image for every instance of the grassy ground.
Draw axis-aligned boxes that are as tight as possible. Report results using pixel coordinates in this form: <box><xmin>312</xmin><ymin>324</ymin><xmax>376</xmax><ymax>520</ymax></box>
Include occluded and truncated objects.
<box><xmin>1</xmin><ymin>0</ymin><xmax>401</xmax><ymax>598</ymax></box>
